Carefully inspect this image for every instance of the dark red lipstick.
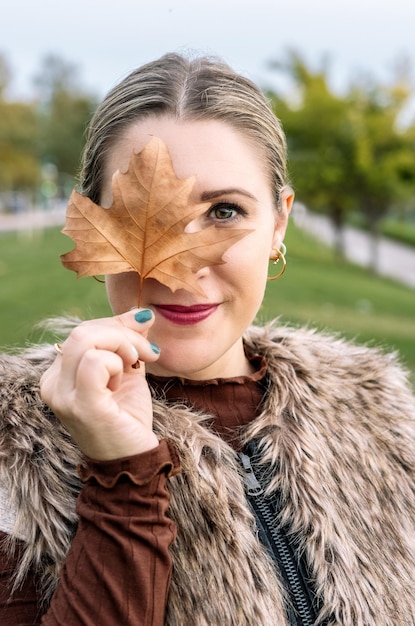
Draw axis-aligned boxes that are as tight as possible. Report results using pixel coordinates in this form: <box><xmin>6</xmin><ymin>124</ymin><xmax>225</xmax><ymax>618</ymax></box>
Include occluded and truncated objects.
<box><xmin>154</xmin><ymin>304</ymin><xmax>218</xmax><ymax>325</ymax></box>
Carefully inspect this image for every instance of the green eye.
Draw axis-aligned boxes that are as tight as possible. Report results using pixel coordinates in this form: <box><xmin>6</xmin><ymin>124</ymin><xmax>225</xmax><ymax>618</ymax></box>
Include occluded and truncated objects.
<box><xmin>210</xmin><ymin>202</ymin><xmax>242</xmax><ymax>221</ymax></box>
<box><xmin>214</xmin><ymin>205</ymin><xmax>236</xmax><ymax>219</ymax></box>
<box><xmin>207</xmin><ymin>201</ymin><xmax>247</xmax><ymax>224</ymax></box>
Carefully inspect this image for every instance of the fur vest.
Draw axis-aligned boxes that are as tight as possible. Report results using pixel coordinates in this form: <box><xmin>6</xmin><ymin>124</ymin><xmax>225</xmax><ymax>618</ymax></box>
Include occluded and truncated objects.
<box><xmin>1</xmin><ymin>323</ymin><xmax>415</xmax><ymax>626</ymax></box>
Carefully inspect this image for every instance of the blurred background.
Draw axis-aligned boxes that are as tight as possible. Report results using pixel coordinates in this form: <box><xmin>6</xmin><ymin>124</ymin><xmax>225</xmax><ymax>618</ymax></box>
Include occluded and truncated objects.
<box><xmin>0</xmin><ymin>0</ymin><xmax>414</xmax><ymax>382</ymax></box>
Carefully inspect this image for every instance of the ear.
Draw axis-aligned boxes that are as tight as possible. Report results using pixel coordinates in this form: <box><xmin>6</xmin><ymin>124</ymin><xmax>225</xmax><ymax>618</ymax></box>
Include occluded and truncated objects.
<box><xmin>271</xmin><ymin>186</ymin><xmax>295</xmax><ymax>253</ymax></box>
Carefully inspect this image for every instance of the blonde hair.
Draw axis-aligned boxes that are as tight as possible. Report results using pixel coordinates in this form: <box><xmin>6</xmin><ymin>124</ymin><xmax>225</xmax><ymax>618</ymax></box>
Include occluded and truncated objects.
<box><xmin>79</xmin><ymin>53</ymin><xmax>287</xmax><ymax>207</ymax></box>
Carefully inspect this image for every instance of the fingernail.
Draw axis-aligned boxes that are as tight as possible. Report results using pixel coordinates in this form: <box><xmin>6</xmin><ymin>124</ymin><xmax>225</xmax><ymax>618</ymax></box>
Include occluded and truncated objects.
<box><xmin>134</xmin><ymin>309</ymin><xmax>153</xmax><ymax>323</ymax></box>
<box><xmin>131</xmin><ymin>346</ymin><xmax>139</xmax><ymax>359</ymax></box>
<box><xmin>150</xmin><ymin>341</ymin><xmax>161</xmax><ymax>355</ymax></box>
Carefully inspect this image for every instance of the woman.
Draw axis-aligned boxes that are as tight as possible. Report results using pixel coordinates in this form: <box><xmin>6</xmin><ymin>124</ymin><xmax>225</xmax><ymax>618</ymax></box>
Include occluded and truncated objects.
<box><xmin>1</xmin><ymin>53</ymin><xmax>415</xmax><ymax>626</ymax></box>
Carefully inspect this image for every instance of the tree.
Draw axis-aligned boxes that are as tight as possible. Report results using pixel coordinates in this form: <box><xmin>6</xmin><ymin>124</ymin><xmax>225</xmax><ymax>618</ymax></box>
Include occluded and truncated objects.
<box><xmin>267</xmin><ymin>50</ymin><xmax>415</xmax><ymax>264</ymax></box>
<box><xmin>0</xmin><ymin>101</ymin><xmax>39</xmax><ymax>191</ymax></box>
<box><xmin>34</xmin><ymin>55</ymin><xmax>97</xmax><ymax>195</ymax></box>
<box><xmin>0</xmin><ymin>53</ymin><xmax>11</xmax><ymax>96</ymax></box>
<box><xmin>349</xmin><ymin>72</ymin><xmax>415</xmax><ymax>267</ymax></box>
<box><xmin>0</xmin><ymin>53</ymin><xmax>97</xmax><ymax>211</ymax></box>
<box><xmin>0</xmin><ymin>54</ymin><xmax>39</xmax><ymax>205</ymax></box>
<box><xmin>268</xmin><ymin>51</ymin><xmax>357</xmax><ymax>255</ymax></box>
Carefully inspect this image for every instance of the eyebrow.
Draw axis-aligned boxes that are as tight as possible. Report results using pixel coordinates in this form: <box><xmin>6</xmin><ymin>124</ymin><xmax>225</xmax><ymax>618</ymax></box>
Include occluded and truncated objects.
<box><xmin>200</xmin><ymin>188</ymin><xmax>258</xmax><ymax>202</ymax></box>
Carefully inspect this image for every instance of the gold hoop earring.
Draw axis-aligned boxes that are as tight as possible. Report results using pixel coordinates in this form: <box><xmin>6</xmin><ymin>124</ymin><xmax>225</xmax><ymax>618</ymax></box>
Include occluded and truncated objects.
<box><xmin>93</xmin><ymin>275</ymin><xmax>106</xmax><ymax>284</ymax></box>
<box><xmin>267</xmin><ymin>243</ymin><xmax>287</xmax><ymax>280</ymax></box>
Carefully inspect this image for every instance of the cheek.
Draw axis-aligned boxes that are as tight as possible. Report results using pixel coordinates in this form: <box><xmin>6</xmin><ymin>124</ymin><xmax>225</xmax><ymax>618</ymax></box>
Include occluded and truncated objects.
<box><xmin>105</xmin><ymin>272</ymin><xmax>141</xmax><ymax>313</ymax></box>
<box><xmin>225</xmin><ymin>231</ymin><xmax>273</xmax><ymax>276</ymax></box>
<box><xmin>220</xmin><ymin>245</ymin><xmax>269</xmax><ymax>309</ymax></box>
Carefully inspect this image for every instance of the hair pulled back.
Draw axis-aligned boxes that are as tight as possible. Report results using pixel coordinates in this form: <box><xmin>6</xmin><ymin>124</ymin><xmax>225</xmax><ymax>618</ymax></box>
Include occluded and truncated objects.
<box><xmin>79</xmin><ymin>53</ymin><xmax>287</xmax><ymax>207</ymax></box>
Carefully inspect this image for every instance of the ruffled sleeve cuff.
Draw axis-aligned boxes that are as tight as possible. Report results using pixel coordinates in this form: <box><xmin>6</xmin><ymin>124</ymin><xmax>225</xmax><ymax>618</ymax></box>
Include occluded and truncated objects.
<box><xmin>78</xmin><ymin>438</ymin><xmax>181</xmax><ymax>488</ymax></box>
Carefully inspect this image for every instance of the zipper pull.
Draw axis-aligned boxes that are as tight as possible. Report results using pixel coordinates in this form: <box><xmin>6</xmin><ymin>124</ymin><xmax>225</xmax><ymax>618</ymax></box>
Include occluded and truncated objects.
<box><xmin>238</xmin><ymin>452</ymin><xmax>264</xmax><ymax>496</ymax></box>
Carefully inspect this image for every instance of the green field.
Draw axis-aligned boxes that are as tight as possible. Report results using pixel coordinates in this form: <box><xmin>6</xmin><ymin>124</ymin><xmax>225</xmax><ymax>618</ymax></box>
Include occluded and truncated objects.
<box><xmin>0</xmin><ymin>227</ymin><xmax>112</xmax><ymax>348</ymax></box>
<box><xmin>1</xmin><ymin>222</ymin><xmax>414</xmax><ymax>384</ymax></box>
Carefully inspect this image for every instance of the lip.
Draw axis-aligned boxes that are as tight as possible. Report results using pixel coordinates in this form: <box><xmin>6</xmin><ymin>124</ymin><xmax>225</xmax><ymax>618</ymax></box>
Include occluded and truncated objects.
<box><xmin>154</xmin><ymin>304</ymin><xmax>219</xmax><ymax>325</ymax></box>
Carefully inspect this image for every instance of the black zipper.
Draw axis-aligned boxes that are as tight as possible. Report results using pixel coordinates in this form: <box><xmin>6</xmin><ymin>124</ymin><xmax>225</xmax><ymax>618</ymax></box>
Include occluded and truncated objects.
<box><xmin>238</xmin><ymin>450</ymin><xmax>319</xmax><ymax>626</ymax></box>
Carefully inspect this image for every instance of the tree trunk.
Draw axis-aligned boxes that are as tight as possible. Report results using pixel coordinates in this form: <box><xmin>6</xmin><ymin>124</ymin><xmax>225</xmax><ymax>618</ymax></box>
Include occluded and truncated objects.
<box><xmin>365</xmin><ymin>201</ymin><xmax>388</xmax><ymax>274</ymax></box>
<box><xmin>330</xmin><ymin>203</ymin><xmax>346</xmax><ymax>259</ymax></box>
<box><xmin>367</xmin><ymin>223</ymin><xmax>380</xmax><ymax>273</ymax></box>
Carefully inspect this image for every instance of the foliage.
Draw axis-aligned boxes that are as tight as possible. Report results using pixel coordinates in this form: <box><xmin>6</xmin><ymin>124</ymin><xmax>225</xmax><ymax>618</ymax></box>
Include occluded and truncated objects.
<box><xmin>350</xmin><ymin>73</ymin><xmax>415</xmax><ymax>237</ymax></box>
<box><xmin>0</xmin><ymin>54</ymin><xmax>39</xmax><ymax>193</ymax></box>
<box><xmin>0</xmin><ymin>53</ymin><xmax>96</xmax><ymax>210</ymax></box>
<box><xmin>34</xmin><ymin>55</ymin><xmax>97</xmax><ymax>186</ymax></box>
<box><xmin>269</xmin><ymin>52</ymin><xmax>356</xmax><ymax>252</ymax></box>
<box><xmin>0</xmin><ymin>99</ymin><xmax>39</xmax><ymax>192</ymax></box>
<box><xmin>0</xmin><ymin>54</ymin><xmax>11</xmax><ymax>96</ymax></box>
<box><xmin>268</xmin><ymin>50</ymin><xmax>415</xmax><ymax>263</ymax></box>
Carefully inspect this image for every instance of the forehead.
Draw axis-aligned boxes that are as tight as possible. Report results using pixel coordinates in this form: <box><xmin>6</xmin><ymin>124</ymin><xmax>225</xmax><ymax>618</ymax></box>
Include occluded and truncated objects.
<box><xmin>103</xmin><ymin>117</ymin><xmax>269</xmax><ymax>191</ymax></box>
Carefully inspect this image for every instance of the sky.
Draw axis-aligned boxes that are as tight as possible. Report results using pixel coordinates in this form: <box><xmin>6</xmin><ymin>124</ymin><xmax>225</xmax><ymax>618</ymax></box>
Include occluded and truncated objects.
<box><xmin>1</xmin><ymin>0</ymin><xmax>415</xmax><ymax>104</ymax></box>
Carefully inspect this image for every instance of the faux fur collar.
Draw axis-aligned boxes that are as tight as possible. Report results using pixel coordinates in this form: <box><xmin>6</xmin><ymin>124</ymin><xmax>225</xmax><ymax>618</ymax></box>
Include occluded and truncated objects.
<box><xmin>1</xmin><ymin>324</ymin><xmax>415</xmax><ymax>625</ymax></box>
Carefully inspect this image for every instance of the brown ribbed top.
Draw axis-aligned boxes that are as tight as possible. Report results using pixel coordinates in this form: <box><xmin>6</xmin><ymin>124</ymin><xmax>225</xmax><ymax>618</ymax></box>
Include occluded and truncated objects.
<box><xmin>148</xmin><ymin>352</ymin><xmax>268</xmax><ymax>449</ymax></box>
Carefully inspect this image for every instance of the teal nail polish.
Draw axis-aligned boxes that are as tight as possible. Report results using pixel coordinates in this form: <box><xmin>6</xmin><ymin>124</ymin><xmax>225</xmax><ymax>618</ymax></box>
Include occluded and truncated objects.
<box><xmin>134</xmin><ymin>309</ymin><xmax>153</xmax><ymax>323</ymax></box>
<box><xmin>150</xmin><ymin>341</ymin><xmax>161</xmax><ymax>355</ymax></box>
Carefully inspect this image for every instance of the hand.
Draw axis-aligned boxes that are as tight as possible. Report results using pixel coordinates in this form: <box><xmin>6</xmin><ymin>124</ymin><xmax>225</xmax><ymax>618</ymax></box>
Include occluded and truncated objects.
<box><xmin>40</xmin><ymin>309</ymin><xmax>160</xmax><ymax>460</ymax></box>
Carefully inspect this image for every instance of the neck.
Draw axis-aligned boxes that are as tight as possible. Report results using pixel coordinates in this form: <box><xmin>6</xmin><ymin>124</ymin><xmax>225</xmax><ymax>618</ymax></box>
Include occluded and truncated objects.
<box><xmin>146</xmin><ymin>340</ymin><xmax>254</xmax><ymax>380</ymax></box>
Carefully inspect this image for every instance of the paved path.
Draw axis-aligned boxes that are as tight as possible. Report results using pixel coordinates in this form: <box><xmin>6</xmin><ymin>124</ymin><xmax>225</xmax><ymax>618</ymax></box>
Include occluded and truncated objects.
<box><xmin>1</xmin><ymin>204</ymin><xmax>415</xmax><ymax>290</ymax></box>
<box><xmin>0</xmin><ymin>205</ymin><xmax>67</xmax><ymax>234</ymax></box>
<box><xmin>293</xmin><ymin>206</ymin><xmax>415</xmax><ymax>290</ymax></box>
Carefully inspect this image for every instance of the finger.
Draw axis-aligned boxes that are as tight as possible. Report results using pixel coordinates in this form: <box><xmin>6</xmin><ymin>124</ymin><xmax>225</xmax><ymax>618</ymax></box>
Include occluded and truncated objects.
<box><xmin>47</xmin><ymin>308</ymin><xmax>160</xmax><ymax>399</ymax></box>
<box><xmin>81</xmin><ymin>309</ymin><xmax>161</xmax><ymax>367</ymax></box>
<box><xmin>116</xmin><ymin>307</ymin><xmax>155</xmax><ymax>334</ymax></box>
<box><xmin>64</xmin><ymin>308</ymin><xmax>156</xmax><ymax>363</ymax></box>
<box><xmin>57</xmin><ymin>325</ymin><xmax>140</xmax><ymax>394</ymax></box>
<box><xmin>40</xmin><ymin>362</ymin><xmax>62</xmax><ymax>407</ymax></box>
<box><xmin>75</xmin><ymin>349</ymin><xmax>125</xmax><ymax>399</ymax></box>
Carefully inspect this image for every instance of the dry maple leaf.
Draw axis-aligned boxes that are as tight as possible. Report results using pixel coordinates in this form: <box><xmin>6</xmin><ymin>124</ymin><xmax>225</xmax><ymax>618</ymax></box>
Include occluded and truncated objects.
<box><xmin>61</xmin><ymin>137</ymin><xmax>252</xmax><ymax>304</ymax></box>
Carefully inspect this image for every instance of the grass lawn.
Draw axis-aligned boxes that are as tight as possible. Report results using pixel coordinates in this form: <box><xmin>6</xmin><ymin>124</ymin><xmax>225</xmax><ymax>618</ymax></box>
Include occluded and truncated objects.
<box><xmin>259</xmin><ymin>224</ymin><xmax>415</xmax><ymax>384</ymax></box>
<box><xmin>1</xmin><ymin>221</ymin><xmax>414</xmax><ymax>384</ymax></box>
<box><xmin>0</xmin><ymin>227</ymin><xmax>111</xmax><ymax>348</ymax></box>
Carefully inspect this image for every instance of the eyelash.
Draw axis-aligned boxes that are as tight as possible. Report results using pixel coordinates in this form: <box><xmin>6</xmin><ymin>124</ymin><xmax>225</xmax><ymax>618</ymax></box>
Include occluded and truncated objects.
<box><xmin>208</xmin><ymin>202</ymin><xmax>247</xmax><ymax>224</ymax></box>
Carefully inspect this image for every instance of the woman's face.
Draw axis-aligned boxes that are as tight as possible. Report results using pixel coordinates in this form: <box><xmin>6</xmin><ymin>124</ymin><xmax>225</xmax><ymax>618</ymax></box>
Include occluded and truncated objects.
<box><xmin>102</xmin><ymin>117</ymin><xmax>293</xmax><ymax>379</ymax></box>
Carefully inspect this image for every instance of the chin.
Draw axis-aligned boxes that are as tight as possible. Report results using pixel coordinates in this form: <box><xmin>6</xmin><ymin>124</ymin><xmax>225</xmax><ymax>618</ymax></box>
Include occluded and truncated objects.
<box><xmin>148</xmin><ymin>348</ymin><xmax>218</xmax><ymax>379</ymax></box>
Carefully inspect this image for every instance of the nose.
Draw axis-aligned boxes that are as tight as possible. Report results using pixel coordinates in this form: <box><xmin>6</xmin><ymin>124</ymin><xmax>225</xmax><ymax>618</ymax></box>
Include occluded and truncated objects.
<box><xmin>194</xmin><ymin>263</ymin><xmax>211</xmax><ymax>280</ymax></box>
